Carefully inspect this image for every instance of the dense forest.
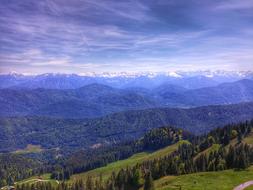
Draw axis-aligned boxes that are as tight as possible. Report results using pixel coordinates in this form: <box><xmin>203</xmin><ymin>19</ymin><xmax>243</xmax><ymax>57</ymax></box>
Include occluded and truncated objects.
<box><xmin>55</xmin><ymin>127</ymin><xmax>192</xmax><ymax>178</ymax></box>
<box><xmin>1</xmin><ymin>102</ymin><xmax>253</xmax><ymax>153</ymax></box>
<box><xmin>0</xmin><ymin>126</ymin><xmax>188</xmax><ymax>187</ymax></box>
<box><xmin>0</xmin><ymin>154</ymin><xmax>42</xmax><ymax>187</ymax></box>
<box><xmin>1</xmin><ymin>120</ymin><xmax>253</xmax><ymax>190</ymax></box>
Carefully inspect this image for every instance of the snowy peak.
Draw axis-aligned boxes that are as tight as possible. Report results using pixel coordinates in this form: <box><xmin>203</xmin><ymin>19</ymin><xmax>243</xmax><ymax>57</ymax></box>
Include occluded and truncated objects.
<box><xmin>0</xmin><ymin>70</ymin><xmax>252</xmax><ymax>89</ymax></box>
<box><xmin>2</xmin><ymin>70</ymin><xmax>253</xmax><ymax>78</ymax></box>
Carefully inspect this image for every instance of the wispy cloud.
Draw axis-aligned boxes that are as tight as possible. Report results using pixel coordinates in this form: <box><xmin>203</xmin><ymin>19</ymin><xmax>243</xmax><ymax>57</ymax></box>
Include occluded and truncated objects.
<box><xmin>214</xmin><ymin>0</ymin><xmax>253</xmax><ymax>10</ymax></box>
<box><xmin>0</xmin><ymin>49</ymin><xmax>72</xmax><ymax>67</ymax></box>
<box><xmin>0</xmin><ymin>0</ymin><xmax>253</xmax><ymax>74</ymax></box>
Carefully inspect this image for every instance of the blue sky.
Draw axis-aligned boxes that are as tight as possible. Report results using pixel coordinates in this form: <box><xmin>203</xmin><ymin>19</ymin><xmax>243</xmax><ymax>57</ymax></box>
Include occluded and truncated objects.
<box><xmin>0</xmin><ymin>0</ymin><xmax>253</xmax><ymax>74</ymax></box>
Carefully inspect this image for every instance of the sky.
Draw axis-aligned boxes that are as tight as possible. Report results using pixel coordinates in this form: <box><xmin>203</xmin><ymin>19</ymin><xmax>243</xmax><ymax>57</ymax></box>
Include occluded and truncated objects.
<box><xmin>0</xmin><ymin>0</ymin><xmax>253</xmax><ymax>74</ymax></box>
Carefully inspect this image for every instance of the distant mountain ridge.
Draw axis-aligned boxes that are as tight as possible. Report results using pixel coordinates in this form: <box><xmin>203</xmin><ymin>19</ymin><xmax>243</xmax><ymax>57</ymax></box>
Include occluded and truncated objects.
<box><xmin>1</xmin><ymin>71</ymin><xmax>252</xmax><ymax>89</ymax></box>
<box><xmin>159</xmin><ymin>79</ymin><xmax>253</xmax><ymax>107</ymax></box>
<box><xmin>0</xmin><ymin>83</ymin><xmax>157</xmax><ymax>118</ymax></box>
<box><xmin>0</xmin><ymin>79</ymin><xmax>253</xmax><ymax>118</ymax></box>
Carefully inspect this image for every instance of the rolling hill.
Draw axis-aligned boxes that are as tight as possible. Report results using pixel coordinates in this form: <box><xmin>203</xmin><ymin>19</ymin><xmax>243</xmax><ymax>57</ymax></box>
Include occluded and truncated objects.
<box><xmin>176</xmin><ymin>79</ymin><xmax>253</xmax><ymax>106</ymax></box>
<box><xmin>0</xmin><ymin>83</ymin><xmax>157</xmax><ymax>118</ymax></box>
<box><xmin>0</xmin><ymin>102</ymin><xmax>253</xmax><ymax>152</ymax></box>
<box><xmin>66</xmin><ymin>121</ymin><xmax>253</xmax><ymax>190</ymax></box>
<box><xmin>2</xmin><ymin>120</ymin><xmax>253</xmax><ymax>190</ymax></box>
<box><xmin>69</xmin><ymin>141</ymin><xmax>187</xmax><ymax>182</ymax></box>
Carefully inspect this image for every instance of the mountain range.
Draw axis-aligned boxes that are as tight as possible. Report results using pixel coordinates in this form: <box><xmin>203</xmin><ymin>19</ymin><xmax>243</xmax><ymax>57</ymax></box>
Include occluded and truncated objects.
<box><xmin>1</xmin><ymin>71</ymin><xmax>252</xmax><ymax>89</ymax></box>
<box><xmin>0</xmin><ymin>79</ymin><xmax>253</xmax><ymax>118</ymax></box>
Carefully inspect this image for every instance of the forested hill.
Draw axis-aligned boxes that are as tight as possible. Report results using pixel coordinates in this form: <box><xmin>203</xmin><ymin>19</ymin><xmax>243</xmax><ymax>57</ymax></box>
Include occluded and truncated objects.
<box><xmin>0</xmin><ymin>102</ymin><xmax>253</xmax><ymax>152</ymax></box>
<box><xmin>1</xmin><ymin>79</ymin><xmax>253</xmax><ymax>118</ymax></box>
<box><xmin>3</xmin><ymin>119</ymin><xmax>253</xmax><ymax>190</ymax></box>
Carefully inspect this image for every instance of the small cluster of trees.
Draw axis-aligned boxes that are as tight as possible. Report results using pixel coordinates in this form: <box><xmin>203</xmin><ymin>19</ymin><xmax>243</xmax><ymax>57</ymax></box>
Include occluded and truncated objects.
<box><xmin>16</xmin><ymin>182</ymin><xmax>54</xmax><ymax>190</ymax></box>
<box><xmin>51</xmin><ymin>170</ymin><xmax>71</xmax><ymax>181</ymax></box>
<box><xmin>0</xmin><ymin>154</ymin><xmax>42</xmax><ymax>187</ymax></box>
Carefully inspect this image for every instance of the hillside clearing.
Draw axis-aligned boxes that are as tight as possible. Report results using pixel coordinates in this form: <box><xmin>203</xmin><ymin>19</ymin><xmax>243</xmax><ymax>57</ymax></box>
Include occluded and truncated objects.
<box><xmin>154</xmin><ymin>166</ymin><xmax>253</xmax><ymax>190</ymax></box>
<box><xmin>70</xmin><ymin>141</ymin><xmax>189</xmax><ymax>182</ymax></box>
<box><xmin>16</xmin><ymin>174</ymin><xmax>59</xmax><ymax>186</ymax></box>
<box><xmin>13</xmin><ymin>144</ymin><xmax>43</xmax><ymax>154</ymax></box>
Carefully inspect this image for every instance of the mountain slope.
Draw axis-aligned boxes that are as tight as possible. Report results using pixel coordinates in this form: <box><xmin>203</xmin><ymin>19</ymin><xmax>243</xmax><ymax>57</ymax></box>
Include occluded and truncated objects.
<box><xmin>69</xmin><ymin>121</ymin><xmax>253</xmax><ymax>190</ymax></box>
<box><xmin>0</xmin><ymin>83</ymin><xmax>157</xmax><ymax>118</ymax></box>
<box><xmin>70</xmin><ymin>141</ymin><xmax>184</xmax><ymax>182</ymax></box>
<box><xmin>0</xmin><ymin>102</ymin><xmax>252</xmax><ymax>152</ymax></box>
<box><xmin>154</xmin><ymin>79</ymin><xmax>253</xmax><ymax>107</ymax></box>
<box><xmin>179</xmin><ymin>79</ymin><xmax>253</xmax><ymax>106</ymax></box>
<box><xmin>154</xmin><ymin>167</ymin><xmax>253</xmax><ymax>190</ymax></box>
<box><xmin>2</xmin><ymin>120</ymin><xmax>253</xmax><ymax>189</ymax></box>
<box><xmin>1</xmin><ymin>79</ymin><xmax>253</xmax><ymax>118</ymax></box>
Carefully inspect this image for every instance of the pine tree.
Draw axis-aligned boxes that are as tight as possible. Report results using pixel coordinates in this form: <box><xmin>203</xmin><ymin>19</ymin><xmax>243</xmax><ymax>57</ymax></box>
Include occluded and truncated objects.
<box><xmin>144</xmin><ymin>173</ymin><xmax>154</xmax><ymax>190</ymax></box>
<box><xmin>238</xmin><ymin>151</ymin><xmax>249</xmax><ymax>169</ymax></box>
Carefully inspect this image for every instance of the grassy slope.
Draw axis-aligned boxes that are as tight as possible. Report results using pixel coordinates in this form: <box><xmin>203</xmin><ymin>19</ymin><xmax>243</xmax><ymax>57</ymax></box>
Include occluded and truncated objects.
<box><xmin>194</xmin><ymin>144</ymin><xmax>221</xmax><ymax>160</ymax></box>
<box><xmin>13</xmin><ymin>144</ymin><xmax>43</xmax><ymax>154</ymax></box>
<box><xmin>154</xmin><ymin>166</ymin><xmax>253</xmax><ymax>190</ymax></box>
<box><xmin>244</xmin><ymin>132</ymin><xmax>253</xmax><ymax>145</ymax></box>
<box><xmin>70</xmin><ymin>141</ymin><xmax>189</xmax><ymax>182</ymax></box>
<box><xmin>245</xmin><ymin>186</ymin><xmax>253</xmax><ymax>190</ymax></box>
<box><xmin>154</xmin><ymin>134</ymin><xmax>253</xmax><ymax>190</ymax></box>
<box><xmin>1</xmin><ymin>140</ymin><xmax>187</xmax><ymax>188</ymax></box>
<box><xmin>226</xmin><ymin>131</ymin><xmax>253</xmax><ymax>147</ymax></box>
<box><xmin>12</xmin><ymin>133</ymin><xmax>253</xmax><ymax>187</ymax></box>
<box><xmin>67</xmin><ymin>134</ymin><xmax>253</xmax><ymax>183</ymax></box>
<box><xmin>16</xmin><ymin>174</ymin><xmax>58</xmax><ymax>186</ymax></box>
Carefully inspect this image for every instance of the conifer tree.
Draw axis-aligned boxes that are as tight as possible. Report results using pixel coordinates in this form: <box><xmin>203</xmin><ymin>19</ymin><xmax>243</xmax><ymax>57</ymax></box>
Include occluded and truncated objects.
<box><xmin>144</xmin><ymin>173</ymin><xmax>154</xmax><ymax>190</ymax></box>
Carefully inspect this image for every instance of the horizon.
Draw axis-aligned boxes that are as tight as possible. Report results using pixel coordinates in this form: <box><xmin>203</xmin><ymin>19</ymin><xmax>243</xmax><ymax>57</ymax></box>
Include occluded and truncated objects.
<box><xmin>1</xmin><ymin>70</ymin><xmax>253</xmax><ymax>77</ymax></box>
<box><xmin>1</xmin><ymin>0</ymin><xmax>253</xmax><ymax>74</ymax></box>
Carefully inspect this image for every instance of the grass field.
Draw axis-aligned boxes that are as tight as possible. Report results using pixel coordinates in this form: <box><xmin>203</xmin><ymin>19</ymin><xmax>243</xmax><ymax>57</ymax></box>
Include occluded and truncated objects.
<box><xmin>70</xmin><ymin>141</ymin><xmax>190</xmax><ymax>182</ymax></box>
<box><xmin>154</xmin><ymin>166</ymin><xmax>253</xmax><ymax>190</ymax></box>
<box><xmin>9</xmin><ymin>167</ymin><xmax>253</xmax><ymax>190</ymax></box>
<box><xmin>1</xmin><ymin>174</ymin><xmax>59</xmax><ymax>190</ymax></box>
<box><xmin>16</xmin><ymin>174</ymin><xmax>59</xmax><ymax>186</ymax></box>
<box><xmin>13</xmin><ymin>144</ymin><xmax>43</xmax><ymax>154</ymax></box>
<box><xmin>245</xmin><ymin>185</ymin><xmax>253</xmax><ymax>190</ymax></box>
<box><xmin>244</xmin><ymin>132</ymin><xmax>253</xmax><ymax>145</ymax></box>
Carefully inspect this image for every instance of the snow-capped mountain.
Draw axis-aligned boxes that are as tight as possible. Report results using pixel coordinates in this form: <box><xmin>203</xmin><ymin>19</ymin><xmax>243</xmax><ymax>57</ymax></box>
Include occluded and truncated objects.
<box><xmin>0</xmin><ymin>70</ymin><xmax>252</xmax><ymax>89</ymax></box>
